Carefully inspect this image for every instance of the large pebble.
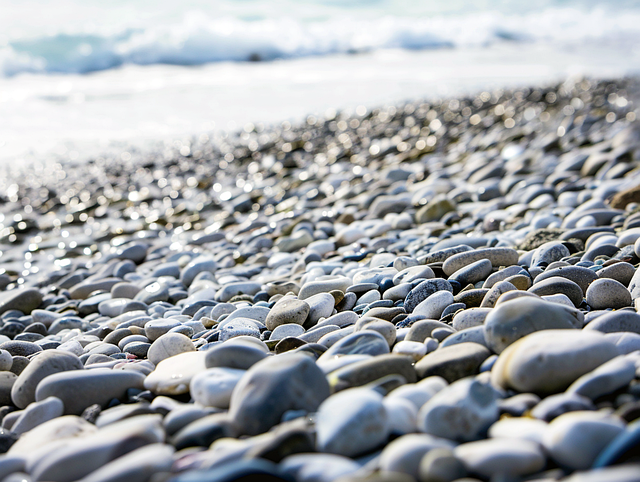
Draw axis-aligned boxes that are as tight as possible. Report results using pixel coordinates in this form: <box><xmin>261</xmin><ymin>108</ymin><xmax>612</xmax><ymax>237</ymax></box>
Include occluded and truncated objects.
<box><xmin>265</xmin><ymin>298</ymin><xmax>310</xmax><ymax>331</ymax></box>
<box><xmin>35</xmin><ymin>369</ymin><xmax>146</xmax><ymax>415</ymax></box>
<box><xmin>316</xmin><ymin>388</ymin><xmax>388</xmax><ymax>457</ymax></box>
<box><xmin>11</xmin><ymin>351</ymin><xmax>84</xmax><ymax>409</ymax></box>
<box><xmin>418</xmin><ymin>378</ymin><xmax>500</xmax><ymax>442</ymax></box>
<box><xmin>190</xmin><ymin>367</ymin><xmax>246</xmax><ymax>409</ymax></box>
<box><xmin>454</xmin><ymin>438</ymin><xmax>546</xmax><ymax>478</ymax></box>
<box><xmin>542</xmin><ymin>411</ymin><xmax>625</xmax><ymax>470</ymax></box>
<box><xmin>586</xmin><ymin>278</ymin><xmax>632</xmax><ymax>309</ymax></box>
<box><xmin>229</xmin><ymin>353</ymin><xmax>330</xmax><ymax>435</ymax></box>
<box><xmin>483</xmin><ymin>297</ymin><xmax>582</xmax><ymax>353</ymax></box>
<box><xmin>492</xmin><ymin>330</ymin><xmax>619</xmax><ymax>395</ymax></box>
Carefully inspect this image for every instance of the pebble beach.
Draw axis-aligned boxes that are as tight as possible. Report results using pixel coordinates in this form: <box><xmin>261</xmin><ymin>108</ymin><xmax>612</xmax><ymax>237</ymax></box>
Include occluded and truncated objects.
<box><xmin>0</xmin><ymin>77</ymin><xmax>640</xmax><ymax>482</ymax></box>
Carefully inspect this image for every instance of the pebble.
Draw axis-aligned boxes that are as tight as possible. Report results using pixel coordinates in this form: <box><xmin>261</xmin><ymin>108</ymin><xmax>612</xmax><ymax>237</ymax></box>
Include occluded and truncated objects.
<box><xmin>11</xmin><ymin>396</ymin><xmax>64</xmax><ymax>435</ymax></box>
<box><xmin>189</xmin><ymin>367</ymin><xmax>246</xmax><ymax>409</ymax></box>
<box><xmin>454</xmin><ymin>438</ymin><xmax>546</xmax><ymax>478</ymax></box>
<box><xmin>483</xmin><ymin>297</ymin><xmax>582</xmax><ymax>353</ymax></box>
<box><xmin>418</xmin><ymin>378</ymin><xmax>500</xmax><ymax>442</ymax></box>
<box><xmin>586</xmin><ymin>278</ymin><xmax>632</xmax><ymax>309</ymax></box>
<box><xmin>265</xmin><ymin>298</ymin><xmax>310</xmax><ymax>331</ymax></box>
<box><xmin>413</xmin><ymin>290</ymin><xmax>454</xmax><ymax>319</ymax></box>
<box><xmin>316</xmin><ymin>387</ymin><xmax>389</xmax><ymax>457</ymax></box>
<box><xmin>11</xmin><ymin>351</ymin><xmax>84</xmax><ymax>409</ymax></box>
<box><xmin>566</xmin><ymin>355</ymin><xmax>637</xmax><ymax>400</ymax></box>
<box><xmin>414</xmin><ymin>342</ymin><xmax>491</xmax><ymax>382</ymax></box>
<box><xmin>378</xmin><ymin>434</ymin><xmax>454</xmax><ymax>479</ymax></box>
<box><xmin>542</xmin><ymin>411</ymin><xmax>626</xmax><ymax>470</ymax></box>
<box><xmin>147</xmin><ymin>332</ymin><xmax>195</xmax><ymax>365</ymax></box>
<box><xmin>35</xmin><ymin>369</ymin><xmax>146</xmax><ymax>415</ymax></box>
<box><xmin>492</xmin><ymin>330</ymin><xmax>619</xmax><ymax>395</ymax></box>
<box><xmin>229</xmin><ymin>353</ymin><xmax>330</xmax><ymax>435</ymax></box>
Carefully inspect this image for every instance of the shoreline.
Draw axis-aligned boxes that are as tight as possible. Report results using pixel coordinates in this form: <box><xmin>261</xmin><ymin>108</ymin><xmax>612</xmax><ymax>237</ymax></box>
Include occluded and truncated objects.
<box><xmin>3</xmin><ymin>41</ymin><xmax>640</xmax><ymax>164</ymax></box>
<box><xmin>0</xmin><ymin>76</ymin><xmax>639</xmax><ymax>481</ymax></box>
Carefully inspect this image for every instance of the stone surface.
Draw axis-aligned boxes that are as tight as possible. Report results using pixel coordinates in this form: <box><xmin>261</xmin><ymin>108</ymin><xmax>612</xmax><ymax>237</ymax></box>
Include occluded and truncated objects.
<box><xmin>491</xmin><ymin>330</ymin><xmax>619</xmax><ymax>395</ymax></box>
<box><xmin>483</xmin><ymin>297</ymin><xmax>582</xmax><ymax>353</ymax></box>
<box><xmin>11</xmin><ymin>351</ymin><xmax>84</xmax><ymax>409</ymax></box>
<box><xmin>316</xmin><ymin>388</ymin><xmax>389</xmax><ymax>457</ymax></box>
<box><xmin>229</xmin><ymin>353</ymin><xmax>330</xmax><ymax>435</ymax></box>
<box><xmin>35</xmin><ymin>369</ymin><xmax>146</xmax><ymax>415</ymax></box>
<box><xmin>418</xmin><ymin>378</ymin><xmax>500</xmax><ymax>442</ymax></box>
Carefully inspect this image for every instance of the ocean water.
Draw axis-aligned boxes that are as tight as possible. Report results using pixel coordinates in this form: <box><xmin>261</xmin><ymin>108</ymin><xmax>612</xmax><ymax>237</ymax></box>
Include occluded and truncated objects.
<box><xmin>2</xmin><ymin>0</ymin><xmax>640</xmax><ymax>162</ymax></box>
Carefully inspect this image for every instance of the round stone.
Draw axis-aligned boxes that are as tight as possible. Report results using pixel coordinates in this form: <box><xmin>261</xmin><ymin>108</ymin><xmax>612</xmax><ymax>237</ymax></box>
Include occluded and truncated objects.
<box><xmin>586</xmin><ymin>278</ymin><xmax>632</xmax><ymax>309</ymax></box>
<box><xmin>147</xmin><ymin>332</ymin><xmax>195</xmax><ymax>365</ymax></box>
<box><xmin>265</xmin><ymin>298</ymin><xmax>310</xmax><ymax>331</ymax></box>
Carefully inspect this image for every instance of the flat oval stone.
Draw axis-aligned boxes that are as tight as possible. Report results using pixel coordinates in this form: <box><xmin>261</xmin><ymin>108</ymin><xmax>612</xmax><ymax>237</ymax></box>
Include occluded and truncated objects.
<box><xmin>488</xmin><ymin>417</ymin><xmax>547</xmax><ymax>443</ymax></box>
<box><xmin>304</xmin><ymin>293</ymin><xmax>335</xmax><ymax>327</ymax></box>
<box><xmin>530</xmin><ymin>392</ymin><xmax>596</xmax><ymax>422</ymax></box>
<box><xmin>270</xmin><ymin>323</ymin><xmax>305</xmax><ymax>341</ymax></box>
<box><xmin>413</xmin><ymin>290</ymin><xmax>454</xmax><ymax>319</ymax></box>
<box><xmin>405</xmin><ymin>320</ymin><xmax>451</xmax><ymax>343</ymax></box>
<box><xmin>35</xmin><ymin>369</ymin><xmax>145</xmax><ymax>415</ymax></box>
<box><xmin>180</xmin><ymin>256</ymin><xmax>218</xmax><ymax>287</ymax></box>
<box><xmin>415</xmin><ymin>343</ymin><xmax>491</xmax><ymax>382</ymax></box>
<box><xmin>442</xmin><ymin>248</ymin><xmax>519</xmax><ymax>276</ymax></box>
<box><xmin>482</xmin><ymin>265</ymin><xmax>524</xmax><ymax>289</ymax></box>
<box><xmin>69</xmin><ymin>278</ymin><xmax>121</xmax><ymax>300</ymax></box>
<box><xmin>567</xmin><ymin>356</ymin><xmax>636</xmax><ymax>400</ymax></box>
<box><xmin>378</xmin><ymin>433</ymin><xmax>454</xmax><ymax>479</ymax></box>
<box><xmin>0</xmin><ymin>288</ymin><xmax>43</xmax><ymax>316</ymax></box>
<box><xmin>298</xmin><ymin>278</ymin><xmax>352</xmax><ymax>300</ymax></box>
<box><xmin>440</xmin><ymin>326</ymin><xmax>488</xmax><ymax>349</ymax></box>
<box><xmin>454</xmin><ymin>438</ymin><xmax>545</xmax><ymax>478</ymax></box>
<box><xmin>528</xmin><ymin>276</ymin><xmax>583</xmax><ymax>307</ymax></box>
<box><xmin>11</xmin><ymin>351</ymin><xmax>84</xmax><ymax>409</ymax></box>
<box><xmin>533</xmin><ymin>265</ymin><xmax>597</xmax><ymax>294</ymax></box>
<box><xmin>147</xmin><ymin>332</ymin><xmax>195</xmax><ymax>365</ymax></box>
<box><xmin>448</xmin><ymin>259</ymin><xmax>493</xmax><ymax>286</ymax></box>
<box><xmin>229</xmin><ymin>353</ymin><xmax>330</xmax><ymax>435</ymax></box>
<box><xmin>11</xmin><ymin>396</ymin><xmax>64</xmax><ymax>435</ymax></box>
<box><xmin>327</xmin><ymin>354</ymin><xmax>417</xmax><ymax>392</ymax></box>
<box><xmin>586</xmin><ymin>278</ymin><xmax>632</xmax><ymax>309</ymax></box>
<box><xmin>452</xmin><ymin>308</ymin><xmax>491</xmax><ymax>331</ymax></box>
<box><xmin>204</xmin><ymin>342</ymin><xmax>268</xmax><ymax>370</ymax></box>
<box><xmin>531</xmin><ymin>241</ymin><xmax>571</xmax><ymax>266</ymax></box>
<box><xmin>218</xmin><ymin>318</ymin><xmax>261</xmax><ymax>342</ymax></box>
<box><xmin>318</xmin><ymin>331</ymin><xmax>390</xmax><ymax>360</ymax></box>
<box><xmin>0</xmin><ymin>341</ymin><xmax>42</xmax><ymax>358</ymax></box>
<box><xmin>144</xmin><ymin>351</ymin><xmax>207</xmax><ymax>395</ymax></box>
<box><xmin>479</xmin><ymin>281</ymin><xmax>517</xmax><ymax>308</ymax></box>
<box><xmin>542</xmin><ymin>411</ymin><xmax>625</xmax><ymax>470</ymax></box>
<box><xmin>491</xmin><ymin>330</ymin><xmax>619</xmax><ymax>395</ymax></box>
<box><xmin>584</xmin><ymin>311</ymin><xmax>640</xmax><ymax>334</ymax></box>
<box><xmin>597</xmin><ymin>262</ymin><xmax>636</xmax><ymax>286</ymax></box>
<box><xmin>316</xmin><ymin>388</ymin><xmax>388</xmax><ymax>458</ymax></box>
<box><xmin>144</xmin><ymin>319</ymin><xmax>181</xmax><ymax>342</ymax></box>
<box><xmin>483</xmin><ymin>297</ymin><xmax>581</xmax><ymax>353</ymax></box>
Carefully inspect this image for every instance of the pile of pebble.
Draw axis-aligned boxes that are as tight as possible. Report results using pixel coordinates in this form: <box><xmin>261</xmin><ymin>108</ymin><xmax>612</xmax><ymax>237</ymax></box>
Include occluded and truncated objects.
<box><xmin>0</xmin><ymin>77</ymin><xmax>640</xmax><ymax>482</ymax></box>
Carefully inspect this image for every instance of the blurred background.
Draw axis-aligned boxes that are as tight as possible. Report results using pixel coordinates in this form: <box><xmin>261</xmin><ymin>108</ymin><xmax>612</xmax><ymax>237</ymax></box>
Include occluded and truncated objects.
<box><xmin>2</xmin><ymin>0</ymin><xmax>640</xmax><ymax>162</ymax></box>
